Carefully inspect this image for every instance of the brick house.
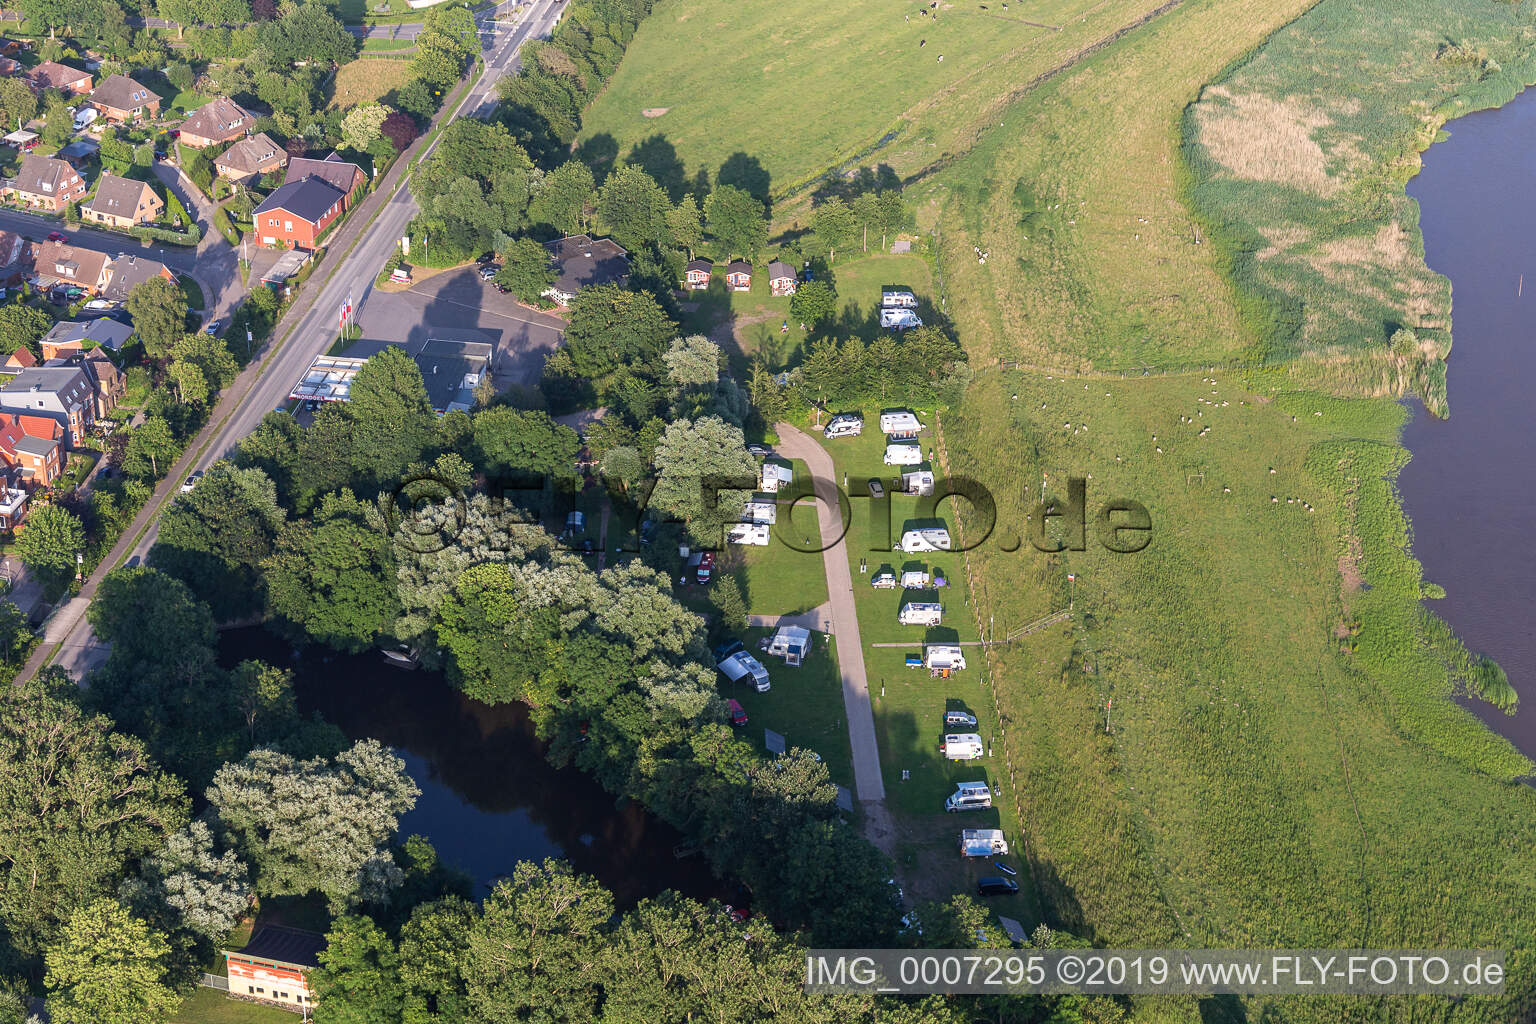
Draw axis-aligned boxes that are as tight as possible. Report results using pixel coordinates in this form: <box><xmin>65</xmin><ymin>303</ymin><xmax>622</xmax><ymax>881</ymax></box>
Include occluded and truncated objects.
<box><xmin>214</xmin><ymin>132</ymin><xmax>286</xmax><ymax>184</ymax></box>
<box><xmin>726</xmin><ymin>260</ymin><xmax>752</xmax><ymax>291</ymax></box>
<box><xmin>32</xmin><ymin>241</ymin><xmax>111</xmax><ymax>294</ymax></box>
<box><xmin>40</xmin><ymin>318</ymin><xmax>134</xmax><ymax>360</ymax></box>
<box><xmin>81</xmin><ymin>173</ymin><xmax>163</xmax><ymax>229</ymax></box>
<box><xmin>0</xmin><ymin>414</ymin><xmax>61</xmax><ymax>488</ymax></box>
<box><xmin>283</xmin><ymin>154</ymin><xmax>367</xmax><ymax>209</ymax></box>
<box><xmin>0</xmin><ymin>366</ymin><xmax>95</xmax><ymax>447</ymax></box>
<box><xmin>253</xmin><ymin>177</ymin><xmax>345</xmax><ymax>250</ymax></box>
<box><xmin>223</xmin><ymin>926</ymin><xmax>324</xmax><ymax>1010</ymax></box>
<box><xmin>87</xmin><ymin>73</ymin><xmax>160</xmax><ymax>123</ymax></box>
<box><xmin>684</xmin><ymin>258</ymin><xmax>711</xmax><ymax>290</ymax></box>
<box><xmin>0</xmin><ymin>229</ymin><xmax>31</xmax><ymax>287</ymax></box>
<box><xmin>177</xmin><ymin>96</ymin><xmax>255</xmax><ymax>149</ymax></box>
<box><xmin>768</xmin><ymin>260</ymin><xmax>797</xmax><ymax>297</ymax></box>
<box><xmin>24</xmin><ymin>60</ymin><xmax>91</xmax><ymax>95</ymax></box>
<box><xmin>4</xmin><ymin>154</ymin><xmax>86</xmax><ymax>212</ymax></box>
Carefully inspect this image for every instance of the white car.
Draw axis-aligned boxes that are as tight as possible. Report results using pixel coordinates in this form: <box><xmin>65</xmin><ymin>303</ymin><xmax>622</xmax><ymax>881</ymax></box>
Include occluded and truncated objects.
<box><xmin>180</xmin><ymin>469</ymin><xmax>203</xmax><ymax>493</ymax></box>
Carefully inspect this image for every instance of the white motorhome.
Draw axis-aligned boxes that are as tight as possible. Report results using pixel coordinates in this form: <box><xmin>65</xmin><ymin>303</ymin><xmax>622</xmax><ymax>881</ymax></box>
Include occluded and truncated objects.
<box><xmin>946</xmin><ymin>782</ymin><xmax>992</xmax><ymax>813</ymax></box>
<box><xmin>718</xmin><ymin>650</ymin><xmax>771</xmax><ymax>692</ymax></box>
<box><xmin>960</xmin><ymin>828</ymin><xmax>1009</xmax><ymax>857</ymax></box>
<box><xmin>742</xmin><ymin>500</ymin><xmax>777</xmax><ymax>525</ymax></box>
<box><xmin>881</xmin><ymin>289</ymin><xmax>918</xmax><ymax>309</ymax></box>
<box><xmin>942</xmin><ymin>733</ymin><xmax>985</xmax><ymax>760</ymax></box>
<box><xmin>760</xmin><ymin>461</ymin><xmax>793</xmax><ymax>492</ymax></box>
<box><xmin>925</xmin><ymin>645</ymin><xmax>967</xmax><ymax>671</ymax></box>
<box><xmin>824</xmin><ymin>413</ymin><xmax>864</xmax><ymax>438</ymax></box>
<box><xmin>883</xmin><ymin>442</ymin><xmax>923</xmax><ymax>466</ymax></box>
<box><xmin>901</xmin><ymin>469</ymin><xmax>935</xmax><ymax>496</ymax></box>
<box><xmin>898</xmin><ymin>601</ymin><xmax>943</xmax><ymax>626</ymax></box>
<box><xmin>728</xmin><ymin>522</ymin><xmax>770</xmax><ymax>546</ymax></box>
<box><xmin>898</xmin><ymin>528</ymin><xmax>951</xmax><ymax>553</ymax></box>
<box><xmin>880</xmin><ymin>411</ymin><xmax>922</xmax><ymax>436</ymax></box>
<box><xmin>880</xmin><ymin>308</ymin><xmax>923</xmax><ymax>330</ymax></box>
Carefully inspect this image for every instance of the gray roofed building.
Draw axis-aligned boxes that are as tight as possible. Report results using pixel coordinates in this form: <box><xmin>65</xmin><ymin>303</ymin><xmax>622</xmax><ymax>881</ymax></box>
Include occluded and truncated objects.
<box><xmin>101</xmin><ymin>253</ymin><xmax>174</xmax><ymax>302</ymax></box>
<box><xmin>543</xmin><ymin>234</ymin><xmax>629</xmax><ymax>305</ymax></box>
<box><xmin>340</xmin><ymin>334</ymin><xmax>493</xmax><ymax>414</ymax></box>
<box><xmin>283</xmin><ymin>155</ymin><xmax>367</xmax><ymax>204</ymax></box>
<box><xmin>0</xmin><ymin>365</ymin><xmax>95</xmax><ymax>446</ymax></box>
<box><xmin>41</xmin><ymin>317</ymin><xmax>134</xmax><ymax>353</ymax></box>
<box><xmin>254</xmin><ymin>176</ymin><xmax>345</xmax><ymax>225</ymax></box>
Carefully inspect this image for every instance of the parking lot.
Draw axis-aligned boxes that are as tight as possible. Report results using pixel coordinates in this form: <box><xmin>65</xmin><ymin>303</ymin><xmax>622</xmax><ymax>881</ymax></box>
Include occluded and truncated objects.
<box><xmin>360</xmin><ymin>266</ymin><xmax>567</xmax><ymax>388</ymax></box>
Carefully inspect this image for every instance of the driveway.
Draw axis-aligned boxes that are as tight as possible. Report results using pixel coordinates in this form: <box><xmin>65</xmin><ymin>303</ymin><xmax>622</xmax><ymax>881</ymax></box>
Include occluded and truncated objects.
<box><xmin>364</xmin><ymin>267</ymin><xmax>566</xmax><ymax>386</ymax></box>
<box><xmin>773</xmin><ymin>423</ymin><xmax>887</xmax><ymax>808</ymax></box>
<box><xmin>150</xmin><ymin>162</ymin><xmax>242</xmax><ymax>321</ymax></box>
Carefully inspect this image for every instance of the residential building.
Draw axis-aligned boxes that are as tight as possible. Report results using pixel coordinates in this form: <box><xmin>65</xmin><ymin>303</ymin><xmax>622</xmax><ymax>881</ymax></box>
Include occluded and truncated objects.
<box><xmin>223</xmin><ymin>926</ymin><xmax>324</xmax><ymax>1010</ymax></box>
<box><xmin>0</xmin><ymin>469</ymin><xmax>25</xmax><ymax>530</ymax></box>
<box><xmin>292</xmin><ymin>334</ymin><xmax>495</xmax><ymax>415</ymax></box>
<box><xmin>726</xmin><ymin>260</ymin><xmax>752</xmax><ymax>291</ymax></box>
<box><xmin>0</xmin><ymin>57</ymin><xmax>19</xmax><ymax>77</ymax></box>
<box><xmin>214</xmin><ymin>132</ymin><xmax>286</xmax><ymax>184</ymax></box>
<box><xmin>24</xmin><ymin>60</ymin><xmax>91</xmax><ymax>95</ymax></box>
<box><xmin>3</xmin><ymin>154</ymin><xmax>86</xmax><ymax>212</ymax></box>
<box><xmin>39</xmin><ymin>318</ymin><xmax>134</xmax><ymax>359</ymax></box>
<box><xmin>177</xmin><ymin>96</ymin><xmax>255</xmax><ymax>149</ymax></box>
<box><xmin>0</xmin><ymin>414</ymin><xmax>60</xmax><ymax>488</ymax></box>
<box><xmin>253</xmin><ymin>177</ymin><xmax>345</xmax><ymax>250</ymax></box>
<box><xmin>0</xmin><ymin>39</ymin><xmax>26</xmax><ymax>57</ymax></box>
<box><xmin>283</xmin><ymin>154</ymin><xmax>367</xmax><ymax>209</ymax></box>
<box><xmin>768</xmin><ymin>260</ymin><xmax>797</xmax><ymax>297</ymax></box>
<box><xmin>0</xmin><ymin>365</ymin><xmax>94</xmax><ymax>447</ymax></box>
<box><xmin>543</xmin><ymin>235</ymin><xmax>629</xmax><ymax>306</ymax></box>
<box><xmin>56</xmin><ymin>138</ymin><xmax>98</xmax><ymax>169</ymax></box>
<box><xmin>0</xmin><ymin>229</ymin><xmax>31</xmax><ymax>287</ymax></box>
<box><xmin>87</xmin><ymin>73</ymin><xmax>160</xmax><ymax>122</ymax></box>
<box><xmin>47</xmin><ymin>348</ymin><xmax>123</xmax><ymax>418</ymax></box>
<box><xmin>32</xmin><ymin>241</ymin><xmax>111</xmax><ymax>294</ymax></box>
<box><xmin>684</xmin><ymin>258</ymin><xmax>712</xmax><ymax>290</ymax></box>
<box><xmin>3</xmin><ymin>348</ymin><xmax>34</xmax><ymax>370</ymax></box>
<box><xmin>80</xmin><ymin>173</ymin><xmax>162</xmax><ymax>229</ymax></box>
<box><xmin>100</xmin><ymin>253</ymin><xmax>175</xmax><ymax>303</ymax></box>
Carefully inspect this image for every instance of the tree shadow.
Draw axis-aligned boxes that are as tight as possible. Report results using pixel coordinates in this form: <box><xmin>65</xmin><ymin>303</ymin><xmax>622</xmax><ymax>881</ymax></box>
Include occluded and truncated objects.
<box><xmin>574</xmin><ymin>132</ymin><xmax>620</xmax><ymax>185</ymax></box>
<box><xmin>718</xmin><ymin>152</ymin><xmax>772</xmax><ymax>214</ymax></box>
<box><xmin>809</xmin><ymin>162</ymin><xmax>902</xmax><ymax>205</ymax></box>
<box><xmin>625</xmin><ymin>134</ymin><xmax>687</xmax><ymax>203</ymax></box>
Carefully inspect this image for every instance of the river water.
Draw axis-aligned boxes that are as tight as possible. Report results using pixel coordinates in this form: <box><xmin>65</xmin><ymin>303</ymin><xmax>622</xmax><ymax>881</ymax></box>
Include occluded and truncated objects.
<box><xmin>1399</xmin><ymin>94</ymin><xmax>1536</xmax><ymax>756</ymax></box>
<box><xmin>220</xmin><ymin>626</ymin><xmax>738</xmax><ymax>907</ymax></box>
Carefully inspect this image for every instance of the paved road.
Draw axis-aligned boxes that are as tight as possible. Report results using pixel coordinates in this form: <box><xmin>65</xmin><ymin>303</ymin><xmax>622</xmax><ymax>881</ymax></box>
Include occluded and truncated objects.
<box><xmin>20</xmin><ymin>0</ymin><xmax>568</xmax><ymax>683</ymax></box>
<box><xmin>150</xmin><ymin>162</ymin><xmax>242</xmax><ymax>321</ymax></box>
<box><xmin>773</xmin><ymin>423</ymin><xmax>887</xmax><ymax>804</ymax></box>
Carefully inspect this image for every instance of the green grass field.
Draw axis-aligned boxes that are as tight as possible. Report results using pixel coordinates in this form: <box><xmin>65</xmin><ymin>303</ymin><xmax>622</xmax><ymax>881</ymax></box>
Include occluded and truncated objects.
<box><xmin>170</xmin><ymin>988</ymin><xmax>294</xmax><ymax>1024</ymax></box>
<box><xmin>729</xmin><ymin>626</ymin><xmax>854</xmax><ymax>787</ymax></box>
<box><xmin>579</xmin><ymin>0</ymin><xmax>1193</xmax><ymax>200</ymax></box>
<box><xmin>328</xmin><ymin>57</ymin><xmax>415</xmax><ymax>110</ymax></box>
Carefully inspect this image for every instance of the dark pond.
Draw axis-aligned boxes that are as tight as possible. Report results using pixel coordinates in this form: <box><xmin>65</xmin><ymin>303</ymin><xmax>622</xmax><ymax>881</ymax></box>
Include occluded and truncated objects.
<box><xmin>1400</xmin><ymin>93</ymin><xmax>1536</xmax><ymax>757</ymax></box>
<box><xmin>219</xmin><ymin>626</ymin><xmax>738</xmax><ymax>907</ymax></box>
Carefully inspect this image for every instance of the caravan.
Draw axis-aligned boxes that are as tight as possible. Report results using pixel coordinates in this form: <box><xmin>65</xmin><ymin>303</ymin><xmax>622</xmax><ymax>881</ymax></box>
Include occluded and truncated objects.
<box><xmin>960</xmin><ymin>829</ymin><xmax>1009</xmax><ymax>857</ymax></box>
<box><xmin>946</xmin><ymin>782</ymin><xmax>992</xmax><ymax>813</ymax></box>
<box><xmin>717</xmin><ymin>647</ymin><xmax>771</xmax><ymax>692</ymax></box>
<box><xmin>941</xmin><ymin>733</ymin><xmax>985</xmax><ymax>760</ymax></box>
<box><xmin>883</xmin><ymin>442</ymin><xmax>923</xmax><ymax>466</ymax></box>
<box><xmin>728</xmin><ymin>522</ymin><xmax>770</xmax><ymax>546</ymax></box>
<box><xmin>879</xmin><ymin>411</ymin><xmax>922</xmax><ymax>436</ymax></box>
<box><xmin>898</xmin><ymin>602</ymin><xmax>943</xmax><ymax>626</ymax></box>
<box><xmin>881</xmin><ymin>289</ymin><xmax>918</xmax><ymax>309</ymax></box>
<box><xmin>899</xmin><ymin>569</ymin><xmax>930</xmax><ymax>589</ymax></box>
<box><xmin>741</xmin><ymin>500</ymin><xmax>777</xmax><ymax>525</ymax></box>
<box><xmin>901</xmin><ymin>469</ymin><xmax>934</xmax><ymax>496</ymax></box>
<box><xmin>898</xmin><ymin>528</ymin><xmax>951</xmax><ymax>553</ymax></box>
<box><xmin>925</xmin><ymin>646</ymin><xmax>967</xmax><ymax>671</ymax></box>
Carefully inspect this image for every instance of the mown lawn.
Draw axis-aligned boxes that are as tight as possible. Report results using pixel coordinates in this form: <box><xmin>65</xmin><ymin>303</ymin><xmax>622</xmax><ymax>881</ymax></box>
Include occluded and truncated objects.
<box><xmin>579</xmin><ymin>0</ymin><xmax>1185</xmax><ymax>199</ymax></box>
<box><xmin>728</xmin><ymin>626</ymin><xmax>854</xmax><ymax>788</ymax></box>
<box><xmin>170</xmin><ymin>988</ymin><xmax>295</xmax><ymax>1024</ymax></box>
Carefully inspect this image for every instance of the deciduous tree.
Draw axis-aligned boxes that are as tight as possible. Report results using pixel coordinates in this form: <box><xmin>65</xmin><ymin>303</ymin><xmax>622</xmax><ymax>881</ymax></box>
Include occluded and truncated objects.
<box><xmin>704</xmin><ymin>184</ymin><xmax>767</xmax><ymax>261</ymax></box>
<box><xmin>119</xmin><ymin>821</ymin><xmax>252</xmax><ymax>942</ymax></box>
<box><xmin>15</xmin><ymin>503</ymin><xmax>84</xmax><ymax>597</ymax></box>
<box><xmin>313</xmin><ymin>914</ymin><xmax>404</xmax><ymax>1024</ymax></box>
<box><xmin>493</xmin><ymin>236</ymin><xmax>557</xmax><ymax>305</ymax></box>
<box><xmin>44</xmin><ymin>899</ymin><xmax>178</xmax><ymax>1024</ymax></box>
<box><xmin>124</xmin><ymin>276</ymin><xmax>187</xmax><ymax>358</ymax></box>
<box><xmin>153</xmin><ymin>462</ymin><xmax>285</xmax><ymax>619</ymax></box>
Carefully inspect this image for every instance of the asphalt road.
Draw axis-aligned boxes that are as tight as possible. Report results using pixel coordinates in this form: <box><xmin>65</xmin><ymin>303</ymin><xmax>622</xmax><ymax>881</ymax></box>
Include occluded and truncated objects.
<box><xmin>22</xmin><ymin>0</ymin><xmax>568</xmax><ymax>682</ymax></box>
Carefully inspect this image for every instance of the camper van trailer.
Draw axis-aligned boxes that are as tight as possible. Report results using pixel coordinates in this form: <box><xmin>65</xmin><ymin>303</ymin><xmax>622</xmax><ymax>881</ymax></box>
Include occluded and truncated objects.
<box><xmin>717</xmin><ymin>650</ymin><xmax>771</xmax><ymax>692</ymax></box>
<box><xmin>941</xmin><ymin>733</ymin><xmax>985</xmax><ymax>760</ymax></box>
<box><xmin>879</xmin><ymin>411</ymin><xmax>922</xmax><ymax>436</ymax></box>
<box><xmin>899</xmin><ymin>569</ymin><xmax>930</xmax><ymax>589</ymax></box>
<box><xmin>728</xmin><ymin>522</ymin><xmax>771</xmax><ymax>546</ymax></box>
<box><xmin>741</xmin><ymin>500</ymin><xmax>777</xmax><ymax>525</ymax></box>
<box><xmin>901</xmin><ymin>469</ymin><xmax>935</xmax><ymax>496</ymax></box>
<box><xmin>946</xmin><ymin>782</ymin><xmax>992</xmax><ymax>813</ymax></box>
<box><xmin>925</xmin><ymin>646</ymin><xmax>967</xmax><ymax>671</ymax></box>
<box><xmin>881</xmin><ymin>289</ymin><xmax>918</xmax><ymax>309</ymax></box>
<box><xmin>880</xmin><ymin>308</ymin><xmax>923</xmax><ymax>330</ymax></box>
<box><xmin>960</xmin><ymin>829</ymin><xmax>1009</xmax><ymax>857</ymax></box>
<box><xmin>898</xmin><ymin>528</ymin><xmax>951</xmax><ymax>553</ymax></box>
<box><xmin>883</xmin><ymin>442</ymin><xmax>923</xmax><ymax>466</ymax></box>
<box><xmin>898</xmin><ymin>602</ymin><xmax>943</xmax><ymax>626</ymax></box>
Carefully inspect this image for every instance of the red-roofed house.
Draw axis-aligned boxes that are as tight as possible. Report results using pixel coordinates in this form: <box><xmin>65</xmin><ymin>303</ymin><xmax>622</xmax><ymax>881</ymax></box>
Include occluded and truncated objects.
<box><xmin>0</xmin><ymin>413</ymin><xmax>62</xmax><ymax>487</ymax></box>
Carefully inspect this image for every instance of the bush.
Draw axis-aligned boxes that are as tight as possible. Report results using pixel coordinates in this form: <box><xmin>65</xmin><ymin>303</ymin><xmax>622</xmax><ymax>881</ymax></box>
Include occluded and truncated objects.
<box><xmin>164</xmin><ymin>188</ymin><xmax>189</xmax><ymax>230</ymax></box>
<box><xmin>130</xmin><ymin>223</ymin><xmax>202</xmax><ymax>246</ymax></box>
<box><xmin>375</xmin><ymin>249</ymin><xmax>403</xmax><ymax>287</ymax></box>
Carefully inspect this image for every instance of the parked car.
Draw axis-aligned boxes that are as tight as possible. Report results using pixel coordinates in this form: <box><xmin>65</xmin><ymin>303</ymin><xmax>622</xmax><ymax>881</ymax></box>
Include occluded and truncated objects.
<box><xmin>696</xmin><ymin>551</ymin><xmax>715</xmax><ymax>585</ymax></box>
<box><xmin>745</xmin><ymin>443</ymin><xmax>772</xmax><ymax>457</ymax></box>
<box><xmin>726</xmin><ymin>698</ymin><xmax>747</xmax><ymax>727</ymax></box>
<box><xmin>976</xmin><ymin>876</ymin><xmax>1019</xmax><ymax>897</ymax></box>
<box><xmin>179</xmin><ymin>469</ymin><xmax>203</xmax><ymax>493</ymax></box>
<box><xmin>944</xmin><ymin>710</ymin><xmax>979</xmax><ymax>729</ymax></box>
<box><xmin>476</xmin><ymin>252</ymin><xmax>497</xmax><ymax>265</ymax></box>
<box><xmin>479</xmin><ymin>264</ymin><xmax>497</xmax><ymax>281</ymax></box>
<box><xmin>46</xmin><ymin>231</ymin><xmax>67</xmax><ymax>243</ymax></box>
<box><xmin>203</xmin><ymin>318</ymin><xmax>224</xmax><ymax>336</ymax></box>
<box><xmin>868</xmin><ymin>478</ymin><xmax>884</xmax><ymax>498</ymax></box>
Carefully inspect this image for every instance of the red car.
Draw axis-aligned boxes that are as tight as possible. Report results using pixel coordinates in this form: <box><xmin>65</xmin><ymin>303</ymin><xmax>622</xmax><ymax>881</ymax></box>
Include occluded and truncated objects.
<box><xmin>696</xmin><ymin>551</ymin><xmax>715</xmax><ymax>585</ymax></box>
<box><xmin>46</xmin><ymin>232</ymin><xmax>66</xmax><ymax>243</ymax></box>
<box><xmin>726</xmin><ymin>698</ymin><xmax>747</xmax><ymax>727</ymax></box>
